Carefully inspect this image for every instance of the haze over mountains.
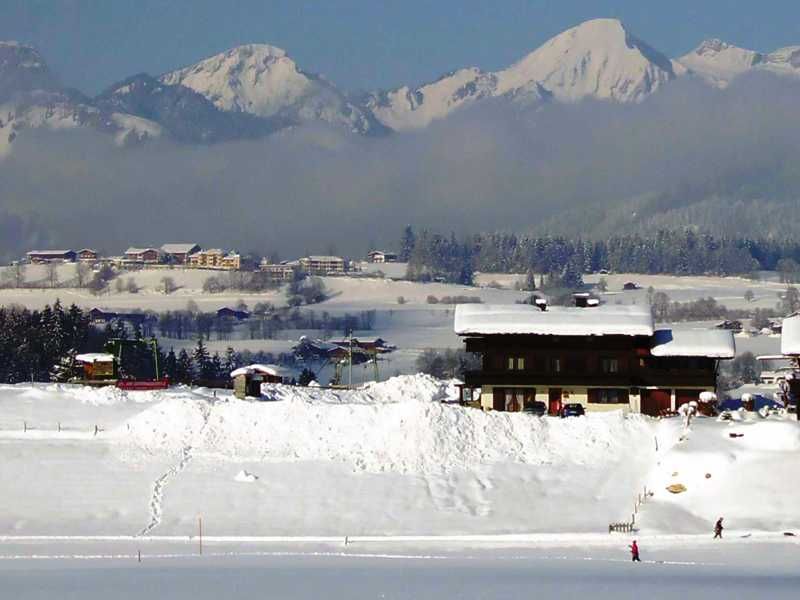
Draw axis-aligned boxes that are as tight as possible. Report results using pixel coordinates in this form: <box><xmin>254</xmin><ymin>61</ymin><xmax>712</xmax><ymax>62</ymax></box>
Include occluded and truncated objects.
<box><xmin>2</xmin><ymin>18</ymin><xmax>800</xmax><ymax>259</ymax></box>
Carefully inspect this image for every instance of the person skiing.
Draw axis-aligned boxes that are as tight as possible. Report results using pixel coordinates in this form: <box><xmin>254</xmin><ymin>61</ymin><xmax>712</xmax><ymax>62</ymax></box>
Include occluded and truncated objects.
<box><xmin>629</xmin><ymin>540</ymin><xmax>641</xmax><ymax>562</ymax></box>
<box><xmin>714</xmin><ymin>517</ymin><xmax>724</xmax><ymax>539</ymax></box>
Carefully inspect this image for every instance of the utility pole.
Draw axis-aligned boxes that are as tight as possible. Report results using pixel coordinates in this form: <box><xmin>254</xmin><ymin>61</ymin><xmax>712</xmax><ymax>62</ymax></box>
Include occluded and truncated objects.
<box><xmin>348</xmin><ymin>329</ymin><xmax>353</xmax><ymax>390</ymax></box>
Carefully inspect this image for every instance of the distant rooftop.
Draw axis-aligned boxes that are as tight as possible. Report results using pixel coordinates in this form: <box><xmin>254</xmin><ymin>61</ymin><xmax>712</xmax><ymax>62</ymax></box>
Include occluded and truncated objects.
<box><xmin>650</xmin><ymin>329</ymin><xmax>735</xmax><ymax>358</ymax></box>
<box><xmin>454</xmin><ymin>304</ymin><xmax>654</xmax><ymax>337</ymax></box>
<box><xmin>161</xmin><ymin>243</ymin><xmax>199</xmax><ymax>253</ymax></box>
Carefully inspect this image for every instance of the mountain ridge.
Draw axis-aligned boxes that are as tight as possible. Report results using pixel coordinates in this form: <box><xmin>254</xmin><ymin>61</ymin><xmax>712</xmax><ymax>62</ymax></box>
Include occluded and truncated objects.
<box><xmin>2</xmin><ymin>18</ymin><xmax>800</xmax><ymax>150</ymax></box>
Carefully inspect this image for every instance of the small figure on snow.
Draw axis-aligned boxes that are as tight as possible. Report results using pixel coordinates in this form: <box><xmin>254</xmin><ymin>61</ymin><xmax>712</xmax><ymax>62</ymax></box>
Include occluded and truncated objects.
<box><xmin>629</xmin><ymin>540</ymin><xmax>641</xmax><ymax>562</ymax></box>
<box><xmin>714</xmin><ymin>517</ymin><xmax>724</xmax><ymax>539</ymax></box>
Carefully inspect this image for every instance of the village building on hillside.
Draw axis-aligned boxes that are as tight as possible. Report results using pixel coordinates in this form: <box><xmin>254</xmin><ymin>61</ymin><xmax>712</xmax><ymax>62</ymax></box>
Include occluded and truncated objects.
<box><xmin>217</xmin><ymin>307</ymin><xmax>250</xmax><ymax>321</ymax></box>
<box><xmin>187</xmin><ymin>249</ymin><xmax>241</xmax><ymax>270</ymax></box>
<box><xmin>124</xmin><ymin>247</ymin><xmax>160</xmax><ymax>265</ymax></box>
<box><xmin>299</xmin><ymin>255</ymin><xmax>346</xmax><ymax>276</ymax></box>
<box><xmin>160</xmin><ymin>243</ymin><xmax>201</xmax><ymax>265</ymax></box>
<box><xmin>454</xmin><ymin>302</ymin><xmax>735</xmax><ymax>417</ymax></box>
<box><xmin>367</xmin><ymin>250</ymin><xmax>398</xmax><ymax>263</ymax></box>
<box><xmin>77</xmin><ymin>248</ymin><xmax>98</xmax><ymax>262</ymax></box>
<box><xmin>26</xmin><ymin>250</ymin><xmax>77</xmax><ymax>263</ymax></box>
<box><xmin>259</xmin><ymin>259</ymin><xmax>301</xmax><ymax>282</ymax></box>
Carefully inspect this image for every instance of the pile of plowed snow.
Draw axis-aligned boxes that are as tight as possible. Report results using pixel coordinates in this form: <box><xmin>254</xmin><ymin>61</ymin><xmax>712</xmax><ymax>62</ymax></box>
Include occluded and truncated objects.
<box><xmin>114</xmin><ymin>375</ymin><xmax>655</xmax><ymax>475</ymax></box>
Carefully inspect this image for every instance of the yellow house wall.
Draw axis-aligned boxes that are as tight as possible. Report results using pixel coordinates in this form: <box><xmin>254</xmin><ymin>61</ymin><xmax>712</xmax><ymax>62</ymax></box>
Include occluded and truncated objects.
<box><xmin>480</xmin><ymin>384</ymin><xmax>634</xmax><ymax>413</ymax></box>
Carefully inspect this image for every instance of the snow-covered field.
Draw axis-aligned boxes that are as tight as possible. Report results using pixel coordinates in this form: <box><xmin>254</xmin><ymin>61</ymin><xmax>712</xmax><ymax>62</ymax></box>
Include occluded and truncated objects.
<box><xmin>2</xmin><ymin>377</ymin><xmax>799</xmax><ymax>597</ymax></box>
<box><xmin>2</xmin><ymin>377</ymin><xmax>799</xmax><ymax>538</ymax></box>
<box><xmin>1</xmin><ymin>267</ymin><xmax>790</xmax><ymax>375</ymax></box>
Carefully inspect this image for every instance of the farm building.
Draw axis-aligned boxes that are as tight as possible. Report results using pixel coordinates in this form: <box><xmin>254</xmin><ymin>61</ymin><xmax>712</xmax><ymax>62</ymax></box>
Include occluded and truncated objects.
<box><xmin>26</xmin><ymin>250</ymin><xmax>77</xmax><ymax>263</ymax></box>
<box><xmin>77</xmin><ymin>249</ymin><xmax>98</xmax><ymax>262</ymax></box>
<box><xmin>231</xmin><ymin>364</ymin><xmax>293</xmax><ymax>399</ymax></box>
<box><xmin>367</xmin><ymin>250</ymin><xmax>398</xmax><ymax>263</ymax></box>
<box><xmin>217</xmin><ymin>307</ymin><xmax>250</xmax><ymax>320</ymax></box>
<box><xmin>454</xmin><ymin>302</ymin><xmax>734</xmax><ymax>417</ymax></box>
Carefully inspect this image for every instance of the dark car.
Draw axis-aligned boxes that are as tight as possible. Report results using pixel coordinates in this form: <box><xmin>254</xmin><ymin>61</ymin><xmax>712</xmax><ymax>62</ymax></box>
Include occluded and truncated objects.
<box><xmin>560</xmin><ymin>403</ymin><xmax>585</xmax><ymax>418</ymax></box>
<box><xmin>524</xmin><ymin>400</ymin><xmax>547</xmax><ymax>416</ymax></box>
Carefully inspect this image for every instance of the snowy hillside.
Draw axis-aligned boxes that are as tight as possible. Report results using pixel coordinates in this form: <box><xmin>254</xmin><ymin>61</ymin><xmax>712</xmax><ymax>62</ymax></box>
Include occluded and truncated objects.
<box><xmin>366</xmin><ymin>19</ymin><xmax>674</xmax><ymax>130</ymax></box>
<box><xmin>160</xmin><ymin>44</ymin><xmax>378</xmax><ymax>135</ymax></box>
<box><xmin>678</xmin><ymin>39</ymin><xmax>800</xmax><ymax>87</ymax></box>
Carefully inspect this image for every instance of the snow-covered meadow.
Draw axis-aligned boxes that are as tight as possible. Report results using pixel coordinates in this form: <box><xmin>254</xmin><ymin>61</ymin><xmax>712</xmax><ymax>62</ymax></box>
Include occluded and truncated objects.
<box><xmin>2</xmin><ymin>376</ymin><xmax>799</xmax><ymax>597</ymax></box>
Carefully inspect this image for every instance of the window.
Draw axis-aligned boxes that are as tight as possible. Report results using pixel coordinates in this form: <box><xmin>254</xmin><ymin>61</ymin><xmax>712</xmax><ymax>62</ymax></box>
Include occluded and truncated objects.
<box><xmin>601</xmin><ymin>357</ymin><xmax>619</xmax><ymax>374</ymax></box>
<box><xmin>507</xmin><ymin>356</ymin><xmax>526</xmax><ymax>371</ymax></box>
<box><xmin>589</xmin><ymin>389</ymin><xmax>630</xmax><ymax>404</ymax></box>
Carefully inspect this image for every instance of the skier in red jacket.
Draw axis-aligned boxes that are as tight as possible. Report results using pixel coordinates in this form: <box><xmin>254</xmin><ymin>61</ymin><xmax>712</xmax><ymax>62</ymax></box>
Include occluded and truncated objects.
<box><xmin>630</xmin><ymin>540</ymin><xmax>641</xmax><ymax>562</ymax></box>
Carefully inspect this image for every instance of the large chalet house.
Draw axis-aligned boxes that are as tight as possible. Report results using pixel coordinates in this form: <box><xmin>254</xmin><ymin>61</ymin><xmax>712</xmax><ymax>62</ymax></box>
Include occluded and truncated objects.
<box><xmin>26</xmin><ymin>249</ymin><xmax>77</xmax><ymax>263</ymax></box>
<box><xmin>124</xmin><ymin>247</ymin><xmax>160</xmax><ymax>264</ymax></box>
<box><xmin>299</xmin><ymin>255</ymin><xmax>346</xmax><ymax>276</ymax></box>
<box><xmin>454</xmin><ymin>302</ymin><xmax>735</xmax><ymax>417</ymax></box>
<box><xmin>187</xmin><ymin>248</ymin><xmax>241</xmax><ymax>270</ymax></box>
<box><xmin>160</xmin><ymin>243</ymin><xmax>201</xmax><ymax>265</ymax></box>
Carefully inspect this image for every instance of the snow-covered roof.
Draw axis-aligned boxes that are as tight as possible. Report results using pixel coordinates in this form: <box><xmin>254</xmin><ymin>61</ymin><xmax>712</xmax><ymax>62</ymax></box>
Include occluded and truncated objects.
<box><xmin>780</xmin><ymin>315</ymin><xmax>800</xmax><ymax>356</ymax></box>
<box><xmin>125</xmin><ymin>247</ymin><xmax>158</xmax><ymax>254</ymax></box>
<box><xmin>650</xmin><ymin>329</ymin><xmax>735</xmax><ymax>358</ymax></box>
<box><xmin>75</xmin><ymin>353</ymin><xmax>116</xmax><ymax>364</ymax></box>
<box><xmin>230</xmin><ymin>364</ymin><xmax>292</xmax><ymax>379</ymax></box>
<box><xmin>27</xmin><ymin>249</ymin><xmax>75</xmax><ymax>255</ymax></box>
<box><xmin>454</xmin><ymin>304</ymin><xmax>654</xmax><ymax>337</ymax></box>
<box><xmin>160</xmin><ymin>243</ymin><xmax>199</xmax><ymax>254</ymax></box>
<box><xmin>303</xmin><ymin>255</ymin><xmax>344</xmax><ymax>262</ymax></box>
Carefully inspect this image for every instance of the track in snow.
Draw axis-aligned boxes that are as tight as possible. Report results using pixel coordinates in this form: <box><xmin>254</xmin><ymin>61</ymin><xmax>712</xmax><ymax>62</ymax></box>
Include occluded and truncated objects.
<box><xmin>138</xmin><ymin>401</ymin><xmax>212</xmax><ymax>536</ymax></box>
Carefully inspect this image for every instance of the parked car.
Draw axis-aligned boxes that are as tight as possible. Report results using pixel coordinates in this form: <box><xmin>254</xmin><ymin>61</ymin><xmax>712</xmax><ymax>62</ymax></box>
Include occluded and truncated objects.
<box><xmin>560</xmin><ymin>403</ymin><xmax>585</xmax><ymax>418</ymax></box>
<box><xmin>524</xmin><ymin>401</ymin><xmax>547</xmax><ymax>416</ymax></box>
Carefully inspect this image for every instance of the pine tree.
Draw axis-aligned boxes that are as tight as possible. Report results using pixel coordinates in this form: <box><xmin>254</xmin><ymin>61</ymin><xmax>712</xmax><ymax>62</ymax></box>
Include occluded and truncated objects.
<box><xmin>399</xmin><ymin>225</ymin><xmax>416</xmax><ymax>262</ymax></box>
<box><xmin>176</xmin><ymin>349</ymin><xmax>193</xmax><ymax>383</ymax></box>
<box><xmin>193</xmin><ymin>338</ymin><xmax>213</xmax><ymax>380</ymax></box>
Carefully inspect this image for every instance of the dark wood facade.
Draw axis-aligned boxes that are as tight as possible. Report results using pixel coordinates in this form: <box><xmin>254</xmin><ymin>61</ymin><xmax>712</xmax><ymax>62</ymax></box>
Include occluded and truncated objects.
<box><xmin>461</xmin><ymin>334</ymin><xmax>720</xmax><ymax>416</ymax></box>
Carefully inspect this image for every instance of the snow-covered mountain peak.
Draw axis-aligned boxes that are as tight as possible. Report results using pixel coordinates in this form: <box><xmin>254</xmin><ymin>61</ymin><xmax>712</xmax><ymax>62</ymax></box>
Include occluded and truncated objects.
<box><xmin>677</xmin><ymin>39</ymin><xmax>763</xmax><ymax>87</ymax></box>
<box><xmin>160</xmin><ymin>43</ymin><xmax>309</xmax><ymax>116</ymax></box>
<box><xmin>159</xmin><ymin>43</ymin><xmax>375</xmax><ymax>133</ymax></box>
<box><xmin>496</xmin><ymin>18</ymin><xmax>675</xmax><ymax>103</ymax></box>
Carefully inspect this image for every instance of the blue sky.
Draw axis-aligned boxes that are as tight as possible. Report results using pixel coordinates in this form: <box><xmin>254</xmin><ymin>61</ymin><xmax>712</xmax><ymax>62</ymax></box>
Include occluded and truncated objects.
<box><xmin>3</xmin><ymin>0</ymin><xmax>800</xmax><ymax>94</ymax></box>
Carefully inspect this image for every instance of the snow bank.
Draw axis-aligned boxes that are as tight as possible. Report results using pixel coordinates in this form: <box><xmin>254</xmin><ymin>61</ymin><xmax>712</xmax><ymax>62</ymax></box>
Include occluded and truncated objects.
<box><xmin>115</xmin><ymin>376</ymin><xmax>654</xmax><ymax>475</ymax></box>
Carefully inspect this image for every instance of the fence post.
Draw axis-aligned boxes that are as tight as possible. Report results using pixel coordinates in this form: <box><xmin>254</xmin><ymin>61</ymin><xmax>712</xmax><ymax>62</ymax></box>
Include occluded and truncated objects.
<box><xmin>23</xmin><ymin>421</ymin><xmax>27</xmax><ymax>432</ymax></box>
